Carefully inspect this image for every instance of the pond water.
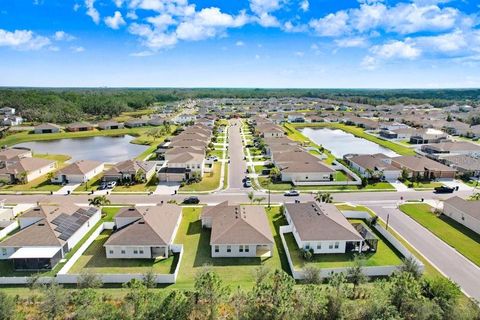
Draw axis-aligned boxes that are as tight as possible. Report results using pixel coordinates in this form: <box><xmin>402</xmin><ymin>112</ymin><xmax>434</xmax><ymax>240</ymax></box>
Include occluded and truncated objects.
<box><xmin>301</xmin><ymin>128</ymin><xmax>399</xmax><ymax>158</ymax></box>
<box><xmin>15</xmin><ymin>135</ymin><xmax>148</xmax><ymax>163</ymax></box>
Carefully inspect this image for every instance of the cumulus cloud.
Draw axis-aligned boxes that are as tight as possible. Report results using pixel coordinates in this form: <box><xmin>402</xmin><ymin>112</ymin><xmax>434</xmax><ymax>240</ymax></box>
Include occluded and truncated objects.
<box><xmin>299</xmin><ymin>0</ymin><xmax>309</xmax><ymax>12</ymax></box>
<box><xmin>335</xmin><ymin>37</ymin><xmax>368</xmax><ymax>48</ymax></box>
<box><xmin>54</xmin><ymin>31</ymin><xmax>75</xmax><ymax>41</ymax></box>
<box><xmin>371</xmin><ymin>40</ymin><xmax>421</xmax><ymax>59</ymax></box>
<box><xmin>70</xmin><ymin>45</ymin><xmax>85</xmax><ymax>52</ymax></box>
<box><xmin>85</xmin><ymin>0</ymin><xmax>100</xmax><ymax>24</ymax></box>
<box><xmin>309</xmin><ymin>11</ymin><xmax>349</xmax><ymax>37</ymax></box>
<box><xmin>105</xmin><ymin>11</ymin><xmax>126</xmax><ymax>29</ymax></box>
<box><xmin>249</xmin><ymin>0</ymin><xmax>284</xmax><ymax>27</ymax></box>
<box><xmin>0</xmin><ymin>29</ymin><xmax>51</xmax><ymax>50</ymax></box>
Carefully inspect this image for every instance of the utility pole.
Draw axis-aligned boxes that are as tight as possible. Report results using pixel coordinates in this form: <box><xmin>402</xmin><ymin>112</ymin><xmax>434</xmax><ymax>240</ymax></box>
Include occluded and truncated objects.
<box><xmin>268</xmin><ymin>187</ymin><xmax>271</xmax><ymax>209</ymax></box>
<box><xmin>386</xmin><ymin>213</ymin><xmax>390</xmax><ymax>231</ymax></box>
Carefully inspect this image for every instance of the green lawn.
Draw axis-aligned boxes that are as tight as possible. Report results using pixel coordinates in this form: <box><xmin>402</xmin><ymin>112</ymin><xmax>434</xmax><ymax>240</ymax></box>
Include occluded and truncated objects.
<box><xmin>257</xmin><ymin>177</ymin><xmax>394</xmax><ymax>192</ymax></box>
<box><xmin>34</xmin><ymin>153</ymin><xmax>71</xmax><ymax>163</ymax></box>
<box><xmin>173</xmin><ymin>206</ymin><xmax>288</xmax><ymax>289</ymax></box>
<box><xmin>68</xmin><ymin>230</ymin><xmax>178</xmax><ymax>274</ymax></box>
<box><xmin>400</xmin><ymin>203</ymin><xmax>480</xmax><ymax>267</ymax></box>
<box><xmin>74</xmin><ymin>172</ymin><xmax>104</xmax><ymax>192</ymax></box>
<box><xmin>289</xmin><ymin>122</ymin><xmax>416</xmax><ymax>156</ymax></box>
<box><xmin>208</xmin><ymin>149</ymin><xmax>224</xmax><ymax>159</ymax></box>
<box><xmin>113</xmin><ymin>176</ymin><xmax>158</xmax><ymax>193</ymax></box>
<box><xmin>284</xmin><ymin>219</ymin><xmax>403</xmax><ymax>270</ymax></box>
<box><xmin>402</xmin><ymin>179</ymin><xmax>443</xmax><ymax>190</ymax></box>
<box><xmin>179</xmin><ymin>162</ymin><xmax>222</xmax><ymax>192</ymax></box>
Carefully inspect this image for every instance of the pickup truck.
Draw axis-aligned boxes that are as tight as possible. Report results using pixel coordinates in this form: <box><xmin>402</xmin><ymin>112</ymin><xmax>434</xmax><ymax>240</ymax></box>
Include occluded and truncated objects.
<box><xmin>434</xmin><ymin>186</ymin><xmax>455</xmax><ymax>194</ymax></box>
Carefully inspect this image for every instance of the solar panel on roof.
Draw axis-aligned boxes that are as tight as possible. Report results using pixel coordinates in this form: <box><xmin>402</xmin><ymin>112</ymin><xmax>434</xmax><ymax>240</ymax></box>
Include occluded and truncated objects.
<box><xmin>51</xmin><ymin>209</ymin><xmax>96</xmax><ymax>241</ymax></box>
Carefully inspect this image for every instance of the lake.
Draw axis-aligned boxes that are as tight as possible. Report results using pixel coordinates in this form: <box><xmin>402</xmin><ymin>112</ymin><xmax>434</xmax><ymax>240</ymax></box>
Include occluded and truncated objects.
<box><xmin>15</xmin><ymin>135</ymin><xmax>149</xmax><ymax>163</ymax></box>
<box><xmin>301</xmin><ymin>128</ymin><xmax>399</xmax><ymax>158</ymax></box>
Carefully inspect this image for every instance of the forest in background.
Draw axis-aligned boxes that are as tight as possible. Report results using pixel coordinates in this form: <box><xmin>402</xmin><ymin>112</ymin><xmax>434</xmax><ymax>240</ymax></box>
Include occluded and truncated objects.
<box><xmin>0</xmin><ymin>87</ymin><xmax>479</xmax><ymax>123</ymax></box>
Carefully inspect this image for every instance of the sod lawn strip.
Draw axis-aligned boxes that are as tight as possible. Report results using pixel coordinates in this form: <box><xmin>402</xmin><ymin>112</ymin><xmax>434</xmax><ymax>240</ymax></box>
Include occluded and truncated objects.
<box><xmin>179</xmin><ymin>162</ymin><xmax>222</xmax><ymax>192</ymax></box>
<box><xmin>284</xmin><ymin>219</ymin><xmax>403</xmax><ymax>270</ymax></box>
<box><xmin>400</xmin><ymin>203</ymin><xmax>480</xmax><ymax>267</ymax></box>
<box><xmin>257</xmin><ymin>177</ymin><xmax>394</xmax><ymax>192</ymax></box>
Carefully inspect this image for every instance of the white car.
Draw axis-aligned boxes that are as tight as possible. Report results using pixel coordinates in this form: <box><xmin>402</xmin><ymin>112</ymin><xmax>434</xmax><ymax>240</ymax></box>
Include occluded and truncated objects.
<box><xmin>207</xmin><ymin>156</ymin><xmax>219</xmax><ymax>162</ymax></box>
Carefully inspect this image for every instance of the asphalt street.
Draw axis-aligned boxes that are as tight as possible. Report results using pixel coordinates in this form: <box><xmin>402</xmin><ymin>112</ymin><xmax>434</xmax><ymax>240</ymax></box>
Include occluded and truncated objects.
<box><xmin>225</xmin><ymin>119</ymin><xmax>247</xmax><ymax>191</ymax></box>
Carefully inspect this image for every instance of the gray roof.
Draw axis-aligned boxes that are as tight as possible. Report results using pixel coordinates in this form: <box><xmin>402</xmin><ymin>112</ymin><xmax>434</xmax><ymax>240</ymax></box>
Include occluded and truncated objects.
<box><xmin>105</xmin><ymin>204</ymin><xmax>182</xmax><ymax>246</ymax></box>
<box><xmin>285</xmin><ymin>202</ymin><xmax>363</xmax><ymax>242</ymax></box>
<box><xmin>444</xmin><ymin>196</ymin><xmax>480</xmax><ymax>220</ymax></box>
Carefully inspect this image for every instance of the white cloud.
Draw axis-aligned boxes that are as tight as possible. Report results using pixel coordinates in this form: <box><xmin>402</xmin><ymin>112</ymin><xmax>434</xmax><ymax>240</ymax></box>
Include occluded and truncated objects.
<box><xmin>130</xmin><ymin>50</ymin><xmax>155</xmax><ymax>56</ymax></box>
<box><xmin>126</xmin><ymin>11</ymin><xmax>138</xmax><ymax>19</ymax></box>
<box><xmin>283</xmin><ymin>21</ymin><xmax>307</xmax><ymax>32</ymax></box>
<box><xmin>54</xmin><ymin>31</ymin><xmax>75</xmax><ymax>41</ymax></box>
<box><xmin>309</xmin><ymin>11</ymin><xmax>349</xmax><ymax>37</ymax></box>
<box><xmin>250</xmin><ymin>0</ymin><xmax>284</xmax><ymax>16</ymax></box>
<box><xmin>361</xmin><ymin>55</ymin><xmax>378</xmax><ymax>70</ymax></box>
<box><xmin>236</xmin><ymin>40</ymin><xmax>245</xmax><ymax>46</ymax></box>
<box><xmin>146</xmin><ymin>14</ymin><xmax>175</xmax><ymax>30</ymax></box>
<box><xmin>105</xmin><ymin>11</ymin><xmax>126</xmax><ymax>29</ymax></box>
<box><xmin>73</xmin><ymin>3</ymin><xmax>81</xmax><ymax>11</ymax></box>
<box><xmin>335</xmin><ymin>37</ymin><xmax>367</xmax><ymax>48</ymax></box>
<box><xmin>371</xmin><ymin>39</ymin><xmax>421</xmax><ymax>59</ymax></box>
<box><xmin>70</xmin><ymin>45</ymin><xmax>85</xmax><ymax>52</ymax></box>
<box><xmin>0</xmin><ymin>29</ymin><xmax>51</xmax><ymax>50</ymax></box>
<box><xmin>256</xmin><ymin>12</ymin><xmax>279</xmax><ymax>27</ymax></box>
<box><xmin>299</xmin><ymin>0</ymin><xmax>309</xmax><ymax>12</ymax></box>
<box><xmin>114</xmin><ymin>0</ymin><xmax>123</xmax><ymax>7</ymax></box>
<box><xmin>85</xmin><ymin>0</ymin><xmax>100</xmax><ymax>24</ymax></box>
<box><xmin>294</xmin><ymin>51</ymin><xmax>304</xmax><ymax>57</ymax></box>
<box><xmin>415</xmin><ymin>30</ymin><xmax>467</xmax><ymax>53</ymax></box>
<box><xmin>128</xmin><ymin>23</ymin><xmax>178</xmax><ymax>49</ymax></box>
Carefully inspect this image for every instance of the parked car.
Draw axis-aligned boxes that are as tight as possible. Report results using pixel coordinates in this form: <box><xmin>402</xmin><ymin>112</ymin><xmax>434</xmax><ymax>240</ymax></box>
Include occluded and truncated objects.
<box><xmin>284</xmin><ymin>190</ymin><xmax>300</xmax><ymax>197</ymax></box>
<box><xmin>106</xmin><ymin>181</ymin><xmax>116</xmax><ymax>189</ymax></box>
<box><xmin>434</xmin><ymin>186</ymin><xmax>455</xmax><ymax>194</ymax></box>
<box><xmin>98</xmin><ymin>182</ymin><xmax>108</xmax><ymax>190</ymax></box>
<box><xmin>244</xmin><ymin>180</ymin><xmax>252</xmax><ymax>188</ymax></box>
<box><xmin>183</xmin><ymin>196</ymin><xmax>200</xmax><ymax>204</ymax></box>
<box><xmin>207</xmin><ymin>156</ymin><xmax>218</xmax><ymax>162</ymax></box>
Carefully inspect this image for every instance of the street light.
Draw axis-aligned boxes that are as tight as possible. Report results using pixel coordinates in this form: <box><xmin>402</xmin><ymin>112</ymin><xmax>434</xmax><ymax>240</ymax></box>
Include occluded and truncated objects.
<box><xmin>268</xmin><ymin>187</ymin><xmax>271</xmax><ymax>209</ymax></box>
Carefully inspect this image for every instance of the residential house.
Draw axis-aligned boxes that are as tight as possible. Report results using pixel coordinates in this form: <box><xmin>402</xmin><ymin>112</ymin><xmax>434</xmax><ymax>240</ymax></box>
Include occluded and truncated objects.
<box><xmin>443</xmin><ymin>196</ymin><xmax>480</xmax><ymax>235</ymax></box>
<box><xmin>33</xmin><ymin>123</ymin><xmax>61</xmax><ymax>134</ymax></box>
<box><xmin>173</xmin><ymin>114</ymin><xmax>196</xmax><ymax>124</ymax></box>
<box><xmin>0</xmin><ymin>157</ymin><xmax>57</xmax><ymax>183</ymax></box>
<box><xmin>441</xmin><ymin>155</ymin><xmax>480</xmax><ymax>178</ymax></box>
<box><xmin>124</xmin><ymin>119</ymin><xmax>148</xmax><ymax>128</ymax></box>
<box><xmin>104</xmin><ymin>204</ymin><xmax>182</xmax><ymax>259</ymax></box>
<box><xmin>0</xmin><ymin>205</ymin><xmax>100</xmax><ymax>270</ymax></box>
<box><xmin>287</xmin><ymin>113</ymin><xmax>305</xmax><ymax>123</ymax></box>
<box><xmin>98</xmin><ymin>121</ymin><xmax>124</xmax><ymax>130</ymax></box>
<box><xmin>201</xmin><ymin>202</ymin><xmax>274</xmax><ymax>258</ymax></box>
<box><xmin>421</xmin><ymin>141</ymin><xmax>480</xmax><ymax>158</ymax></box>
<box><xmin>284</xmin><ymin>202</ymin><xmax>366</xmax><ymax>254</ymax></box>
<box><xmin>345</xmin><ymin>153</ymin><xmax>401</xmax><ymax>181</ymax></box>
<box><xmin>103</xmin><ymin>160</ymin><xmax>156</xmax><ymax>183</ymax></box>
<box><xmin>51</xmin><ymin>160</ymin><xmax>104</xmax><ymax>184</ymax></box>
<box><xmin>66</xmin><ymin>122</ymin><xmax>94</xmax><ymax>132</ymax></box>
<box><xmin>0</xmin><ymin>148</ymin><xmax>32</xmax><ymax>163</ymax></box>
<box><xmin>390</xmin><ymin>155</ymin><xmax>456</xmax><ymax>179</ymax></box>
<box><xmin>277</xmin><ymin>160</ymin><xmax>336</xmax><ymax>184</ymax></box>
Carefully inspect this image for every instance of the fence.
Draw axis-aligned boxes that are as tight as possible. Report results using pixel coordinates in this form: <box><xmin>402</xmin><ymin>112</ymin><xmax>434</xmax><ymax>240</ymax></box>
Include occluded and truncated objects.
<box><xmin>0</xmin><ymin>221</ymin><xmax>184</xmax><ymax>285</ymax></box>
<box><xmin>292</xmin><ymin>161</ymin><xmax>362</xmax><ymax>186</ymax></box>
<box><xmin>0</xmin><ymin>220</ymin><xmax>18</xmax><ymax>240</ymax></box>
<box><xmin>279</xmin><ymin>212</ymin><xmax>424</xmax><ymax>280</ymax></box>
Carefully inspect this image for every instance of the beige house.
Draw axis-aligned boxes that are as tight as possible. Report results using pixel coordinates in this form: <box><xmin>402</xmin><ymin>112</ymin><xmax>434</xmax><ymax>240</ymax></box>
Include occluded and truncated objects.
<box><xmin>104</xmin><ymin>204</ymin><xmax>182</xmax><ymax>259</ymax></box>
<box><xmin>390</xmin><ymin>155</ymin><xmax>456</xmax><ymax>179</ymax></box>
<box><xmin>51</xmin><ymin>160</ymin><xmax>104</xmax><ymax>184</ymax></box>
<box><xmin>201</xmin><ymin>202</ymin><xmax>274</xmax><ymax>258</ymax></box>
<box><xmin>103</xmin><ymin>160</ymin><xmax>156</xmax><ymax>183</ymax></box>
<box><xmin>284</xmin><ymin>202</ymin><xmax>365</xmax><ymax>254</ymax></box>
<box><xmin>443</xmin><ymin>196</ymin><xmax>480</xmax><ymax>235</ymax></box>
<box><xmin>0</xmin><ymin>157</ymin><xmax>57</xmax><ymax>183</ymax></box>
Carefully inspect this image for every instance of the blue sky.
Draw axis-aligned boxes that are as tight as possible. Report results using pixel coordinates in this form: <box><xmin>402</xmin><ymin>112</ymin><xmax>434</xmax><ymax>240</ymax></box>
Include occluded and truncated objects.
<box><xmin>0</xmin><ymin>0</ymin><xmax>479</xmax><ymax>88</ymax></box>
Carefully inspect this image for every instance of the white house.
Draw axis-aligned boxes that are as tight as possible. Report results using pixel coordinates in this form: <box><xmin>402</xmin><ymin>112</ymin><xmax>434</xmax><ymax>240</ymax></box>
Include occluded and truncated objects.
<box><xmin>104</xmin><ymin>204</ymin><xmax>182</xmax><ymax>259</ymax></box>
<box><xmin>345</xmin><ymin>153</ymin><xmax>401</xmax><ymax>181</ymax></box>
<box><xmin>51</xmin><ymin>160</ymin><xmax>104</xmax><ymax>184</ymax></box>
<box><xmin>0</xmin><ymin>205</ymin><xmax>100</xmax><ymax>270</ymax></box>
<box><xmin>201</xmin><ymin>202</ymin><xmax>274</xmax><ymax>258</ymax></box>
<box><xmin>173</xmin><ymin>114</ymin><xmax>196</xmax><ymax>124</ymax></box>
<box><xmin>443</xmin><ymin>196</ymin><xmax>480</xmax><ymax>235</ymax></box>
<box><xmin>0</xmin><ymin>157</ymin><xmax>57</xmax><ymax>183</ymax></box>
<box><xmin>284</xmin><ymin>202</ymin><xmax>364</xmax><ymax>254</ymax></box>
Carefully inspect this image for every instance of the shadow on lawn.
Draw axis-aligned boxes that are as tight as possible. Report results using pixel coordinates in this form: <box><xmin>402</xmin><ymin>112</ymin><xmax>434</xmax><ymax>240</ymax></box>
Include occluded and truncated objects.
<box><xmin>439</xmin><ymin>214</ymin><xmax>480</xmax><ymax>244</ymax></box>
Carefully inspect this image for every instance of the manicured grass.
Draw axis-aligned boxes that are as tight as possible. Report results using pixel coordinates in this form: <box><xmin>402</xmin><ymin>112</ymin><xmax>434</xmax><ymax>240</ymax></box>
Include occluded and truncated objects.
<box><xmin>402</xmin><ymin>179</ymin><xmax>443</xmax><ymax>190</ymax></box>
<box><xmin>257</xmin><ymin>177</ymin><xmax>394</xmax><ymax>192</ymax></box>
<box><xmin>68</xmin><ymin>230</ymin><xmax>178</xmax><ymax>274</ymax></box>
<box><xmin>34</xmin><ymin>153</ymin><xmax>71</xmax><ymax>163</ymax></box>
<box><xmin>134</xmin><ymin>144</ymin><xmax>158</xmax><ymax>160</ymax></box>
<box><xmin>173</xmin><ymin>206</ymin><xmax>288</xmax><ymax>289</ymax></box>
<box><xmin>208</xmin><ymin>149</ymin><xmax>224</xmax><ymax>159</ymax></box>
<box><xmin>74</xmin><ymin>173</ymin><xmax>104</xmax><ymax>192</ymax></box>
<box><xmin>179</xmin><ymin>162</ymin><xmax>221</xmax><ymax>192</ymax></box>
<box><xmin>400</xmin><ymin>203</ymin><xmax>480</xmax><ymax>267</ymax></box>
<box><xmin>289</xmin><ymin>122</ymin><xmax>416</xmax><ymax>156</ymax></box>
<box><xmin>113</xmin><ymin>176</ymin><xmax>157</xmax><ymax>193</ymax></box>
<box><xmin>284</xmin><ymin>219</ymin><xmax>403</xmax><ymax>270</ymax></box>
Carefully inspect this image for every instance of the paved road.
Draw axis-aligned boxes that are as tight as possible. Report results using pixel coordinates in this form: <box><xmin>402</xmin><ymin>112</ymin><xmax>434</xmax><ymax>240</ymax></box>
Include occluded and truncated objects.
<box><xmin>225</xmin><ymin>119</ymin><xmax>248</xmax><ymax>191</ymax></box>
<box><xmin>368</xmin><ymin>203</ymin><xmax>480</xmax><ymax>300</ymax></box>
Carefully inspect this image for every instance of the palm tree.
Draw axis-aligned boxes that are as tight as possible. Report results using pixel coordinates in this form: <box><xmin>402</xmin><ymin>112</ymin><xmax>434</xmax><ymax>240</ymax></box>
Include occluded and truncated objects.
<box><xmin>470</xmin><ymin>192</ymin><xmax>480</xmax><ymax>201</ymax></box>
<box><xmin>247</xmin><ymin>191</ymin><xmax>254</xmax><ymax>204</ymax></box>
<box><xmin>88</xmin><ymin>195</ymin><xmax>111</xmax><ymax>207</ymax></box>
<box><xmin>314</xmin><ymin>191</ymin><xmax>322</xmax><ymax>202</ymax></box>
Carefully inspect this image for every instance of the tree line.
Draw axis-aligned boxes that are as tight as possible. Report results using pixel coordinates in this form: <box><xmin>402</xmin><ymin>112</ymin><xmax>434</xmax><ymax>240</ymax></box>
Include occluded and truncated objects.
<box><xmin>0</xmin><ymin>88</ymin><xmax>479</xmax><ymax>123</ymax></box>
<box><xmin>1</xmin><ymin>265</ymin><xmax>479</xmax><ymax>320</ymax></box>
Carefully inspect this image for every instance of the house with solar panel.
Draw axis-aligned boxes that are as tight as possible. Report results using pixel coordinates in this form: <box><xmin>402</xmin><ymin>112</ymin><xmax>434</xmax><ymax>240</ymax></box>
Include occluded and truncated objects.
<box><xmin>0</xmin><ymin>204</ymin><xmax>100</xmax><ymax>271</ymax></box>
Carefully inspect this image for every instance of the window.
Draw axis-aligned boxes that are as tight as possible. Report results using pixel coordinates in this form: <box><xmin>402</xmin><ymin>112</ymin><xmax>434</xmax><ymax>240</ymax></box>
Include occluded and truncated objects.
<box><xmin>109</xmin><ymin>250</ymin><xmax>113</xmax><ymax>254</ymax></box>
<box><xmin>245</xmin><ymin>246</ymin><xmax>249</xmax><ymax>252</ymax></box>
<box><xmin>214</xmin><ymin>246</ymin><xmax>219</xmax><ymax>253</ymax></box>
<box><xmin>334</xmin><ymin>242</ymin><xmax>339</xmax><ymax>249</ymax></box>
<box><xmin>139</xmin><ymin>250</ymin><xmax>144</xmax><ymax>254</ymax></box>
<box><xmin>227</xmin><ymin>245</ymin><xmax>231</xmax><ymax>253</ymax></box>
<box><xmin>316</xmin><ymin>244</ymin><xmax>321</xmax><ymax>250</ymax></box>
<box><xmin>133</xmin><ymin>250</ymin><xmax>138</xmax><ymax>254</ymax></box>
<box><xmin>329</xmin><ymin>243</ymin><xmax>333</xmax><ymax>249</ymax></box>
<box><xmin>1</xmin><ymin>248</ymin><xmax>6</xmax><ymax>255</ymax></box>
<box><xmin>121</xmin><ymin>250</ymin><xmax>126</xmax><ymax>254</ymax></box>
<box><xmin>239</xmin><ymin>245</ymin><xmax>244</xmax><ymax>252</ymax></box>
<box><xmin>305</xmin><ymin>243</ymin><xmax>310</xmax><ymax>250</ymax></box>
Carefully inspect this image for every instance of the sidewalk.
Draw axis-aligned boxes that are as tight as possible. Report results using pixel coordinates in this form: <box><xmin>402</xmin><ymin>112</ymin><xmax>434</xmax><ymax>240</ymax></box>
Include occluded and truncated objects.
<box><xmin>53</xmin><ymin>183</ymin><xmax>81</xmax><ymax>195</ymax></box>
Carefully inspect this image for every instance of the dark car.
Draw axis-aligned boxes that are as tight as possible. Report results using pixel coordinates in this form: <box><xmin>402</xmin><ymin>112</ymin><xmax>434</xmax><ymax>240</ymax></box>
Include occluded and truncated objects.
<box><xmin>434</xmin><ymin>186</ymin><xmax>455</xmax><ymax>194</ymax></box>
<box><xmin>183</xmin><ymin>196</ymin><xmax>200</xmax><ymax>204</ymax></box>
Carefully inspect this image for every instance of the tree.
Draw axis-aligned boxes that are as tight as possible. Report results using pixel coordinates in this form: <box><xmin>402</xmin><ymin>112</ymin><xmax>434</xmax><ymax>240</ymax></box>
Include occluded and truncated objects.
<box><xmin>302</xmin><ymin>266</ymin><xmax>321</xmax><ymax>284</ymax></box>
<box><xmin>0</xmin><ymin>291</ymin><xmax>14</xmax><ymax>320</ymax></box>
<box><xmin>268</xmin><ymin>167</ymin><xmax>281</xmax><ymax>182</ymax></box>
<box><xmin>346</xmin><ymin>255</ymin><xmax>368</xmax><ymax>293</ymax></box>
<box><xmin>389</xmin><ymin>271</ymin><xmax>423</xmax><ymax>316</ymax></box>
<box><xmin>123</xmin><ymin>279</ymin><xmax>149</xmax><ymax>318</ymax></box>
<box><xmin>421</xmin><ymin>276</ymin><xmax>461</xmax><ymax>317</ymax></box>
<box><xmin>325</xmin><ymin>272</ymin><xmax>349</xmax><ymax>319</ymax></box>
<box><xmin>142</xmin><ymin>269</ymin><xmax>157</xmax><ymax>289</ymax></box>
<box><xmin>194</xmin><ymin>268</ymin><xmax>229</xmax><ymax>320</ymax></box>
<box><xmin>253</xmin><ymin>196</ymin><xmax>265</xmax><ymax>205</ymax></box>
<box><xmin>247</xmin><ymin>191</ymin><xmax>254</xmax><ymax>204</ymax></box>
<box><xmin>144</xmin><ymin>291</ymin><xmax>193</xmax><ymax>320</ymax></box>
<box><xmin>39</xmin><ymin>281</ymin><xmax>69</xmax><ymax>320</ymax></box>
<box><xmin>134</xmin><ymin>170</ymin><xmax>145</xmax><ymax>183</ymax></box>
<box><xmin>401</xmin><ymin>168</ymin><xmax>409</xmax><ymax>181</ymax></box>
<box><xmin>78</xmin><ymin>270</ymin><xmax>103</xmax><ymax>289</ymax></box>
<box><xmin>399</xmin><ymin>257</ymin><xmax>422</xmax><ymax>280</ymax></box>
<box><xmin>88</xmin><ymin>195</ymin><xmax>111</xmax><ymax>207</ymax></box>
<box><xmin>470</xmin><ymin>192</ymin><xmax>480</xmax><ymax>200</ymax></box>
<box><xmin>47</xmin><ymin>171</ymin><xmax>55</xmax><ymax>183</ymax></box>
